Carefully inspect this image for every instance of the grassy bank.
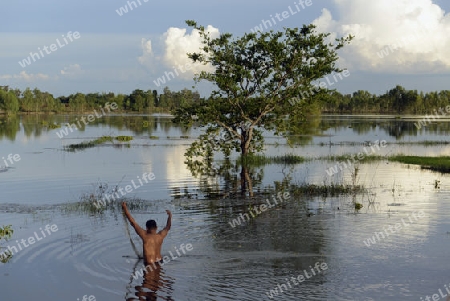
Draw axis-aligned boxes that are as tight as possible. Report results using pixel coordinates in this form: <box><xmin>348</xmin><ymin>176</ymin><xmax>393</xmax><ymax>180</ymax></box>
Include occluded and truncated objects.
<box><xmin>389</xmin><ymin>155</ymin><xmax>450</xmax><ymax>173</ymax></box>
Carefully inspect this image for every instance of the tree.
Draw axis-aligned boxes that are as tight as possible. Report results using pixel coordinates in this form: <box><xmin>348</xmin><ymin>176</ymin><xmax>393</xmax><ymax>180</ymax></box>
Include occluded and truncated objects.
<box><xmin>20</xmin><ymin>88</ymin><xmax>34</xmax><ymax>112</ymax></box>
<box><xmin>174</xmin><ymin>21</ymin><xmax>352</xmax><ymax>161</ymax></box>
<box><xmin>0</xmin><ymin>90</ymin><xmax>19</xmax><ymax>115</ymax></box>
<box><xmin>69</xmin><ymin>93</ymin><xmax>86</xmax><ymax>112</ymax></box>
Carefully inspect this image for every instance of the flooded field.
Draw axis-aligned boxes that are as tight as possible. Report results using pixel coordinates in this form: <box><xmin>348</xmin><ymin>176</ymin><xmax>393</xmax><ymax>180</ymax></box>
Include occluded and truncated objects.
<box><xmin>1</xmin><ymin>114</ymin><xmax>449</xmax><ymax>301</ymax></box>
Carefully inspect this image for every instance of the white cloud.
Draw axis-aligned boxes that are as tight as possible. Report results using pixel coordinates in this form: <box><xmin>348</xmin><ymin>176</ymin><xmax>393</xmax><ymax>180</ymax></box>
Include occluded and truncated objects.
<box><xmin>0</xmin><ymin>71</ymin><xmax>51</xmax><ymax>82</ymax></box>
<box><xmin>60</xmin><ymin>64</ymin><xmax>84</xmax><ymax>77</ymax></box>
<box><xmin>313</xmin><ymin>0</ymin><xmax>450</xmax><ymax>73</ymax></box>
<box><xmin>162</xmin><ymin>25</ymin><xmax>220</xmax><ymax>78</ymax></box>
<box><xmin>137</xmin><ymin>38</ymin><xmax>155</xmax><ymax>69</ymax></box>
<box><xmin>138</xmin><ymin>25</ymin><xmax>220</xmax><ymax>79</ymax></box>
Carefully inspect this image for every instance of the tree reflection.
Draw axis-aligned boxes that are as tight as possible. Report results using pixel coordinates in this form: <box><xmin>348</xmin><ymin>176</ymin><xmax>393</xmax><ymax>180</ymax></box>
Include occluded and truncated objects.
<box><xmin>2</xmin><ymin>114</ymin><xmax>450</xmax><ymax>142</ymax></box>
<box><xmin>0</xmin><ymin>115</ymin><xmax>20</xmax><ymax>141</ymax></box>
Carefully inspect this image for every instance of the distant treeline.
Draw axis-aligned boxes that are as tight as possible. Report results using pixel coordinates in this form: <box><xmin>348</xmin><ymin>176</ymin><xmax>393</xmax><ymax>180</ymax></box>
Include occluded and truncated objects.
<box><xmin>0</xmin><ymin>84</ymin><xmax>449</xmax><ymax>115</ymax></box>
<box><xmin>0</xmin><ymin>86</ymin><xmax>200</xmax><ymax>114</ymax></box>
<box><xmin>321</xmin><ymin>85</ymin><xmax>450</xmax><ymax>114</ymax></box>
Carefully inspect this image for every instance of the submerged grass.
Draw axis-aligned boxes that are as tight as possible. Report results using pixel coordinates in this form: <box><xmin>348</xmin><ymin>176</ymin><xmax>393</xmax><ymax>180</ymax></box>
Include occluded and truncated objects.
<box><xmin>240</xmin><ymin>154</ymin><xmax>305</xmax><ymax>166</ymax></box>
<box><xmin>290</xmin><ymin>183</ymin><xmax>365</xmax><ymax>197</ymax></box>
<box><xmin>397</xmin><ymin>141</ymin><xmax>450</xmax><ymax>146</ymax></box>
<box><xmin>389</xmin><ymin>155</ymin><xmax>450</xmax><ymax>173</ymax></box>
<box><xmin>115</xmin><ymin>135</ymin><xmax>133</xmax><ymax>142</ymax></box>
<box><xmin>319</xmin><ymin>154</ymin><xmax>386</xmax><ymax>163</ymax></box>
<box><xmin>61</xmin><ymin>182</ymin><xmax>152</xmax><ymax>215</ymax></box>
<box><xmin>65</xmin><ymin>135</ymin><xmax>133</xmax><ymax>151</ymax></box>
<box><xmin>65</xmin><ymin>136</ymin><xmax>113</xmax><ymax>151</ymax></box>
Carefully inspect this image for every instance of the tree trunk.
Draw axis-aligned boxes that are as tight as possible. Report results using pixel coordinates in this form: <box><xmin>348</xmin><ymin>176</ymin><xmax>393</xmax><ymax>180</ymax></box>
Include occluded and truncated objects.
<box><xmin>240</xmin><ymin>165</ymin><xmax>254</xmax><ymax>197</ymax></box>
<box><xmin>240</xmin><ymin>127</ymin><xmax>253</xmax><ymax>156</ymax></box>
<box><xmin>241</xmin><ymin>130</ymin><xmax>248</xmax><ymax>156</ymax></box>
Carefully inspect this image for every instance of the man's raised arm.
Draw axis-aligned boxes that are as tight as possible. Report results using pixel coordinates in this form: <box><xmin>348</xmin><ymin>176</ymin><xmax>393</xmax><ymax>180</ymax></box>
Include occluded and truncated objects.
<box><xmin>122</xmin><ymin>202</ymin><xmax>146</xmax><ymax>239</ymax></box>
<box><xmin>159</xmin><ymin>210</ymin><xmax>172</xmax><ymax>237</ymax></box>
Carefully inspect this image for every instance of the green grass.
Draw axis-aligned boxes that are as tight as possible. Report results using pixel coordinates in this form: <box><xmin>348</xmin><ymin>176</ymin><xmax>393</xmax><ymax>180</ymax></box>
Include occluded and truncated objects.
<box><xmin>389</xmin><ymin>155</ymin><xmax>450</xmax><ymax>173</ymax></box>
<box><xmin>290</xmin><ymin>183</ymin><xmax>365</xmax><ymax>197</ymax></box>
<box><xmin>320</xmin><ymin>154</ymin><xmax>386</xmax><ymax>163</ymax></box>
<box><xmin>65</xmin><ymin>136</ymin><xmax>113</xmax><ymax>151</ymax></box>
<box><xmin>149</xmin><ymin>136</ymin><xmax>159</xmax><ymax>140</ymax></box>
<box><xmin>41</xmin><ymin>121</ymin><xmax>61</xmax><ymax>129</ymax></box>
<box><xmin>65</xmin><ymin>135</ymin><xmax>133</xmax><ymax>151</ymax></box>
<box><xmin>115</xmin><ymin>135</ymin><xmax>133</xmax><ymax>142</ymax></box>
<box><xmin>240</xmin><ymin>154</ymin><xmax>305</xmax><ymax>166</ymax></box>
<box><xmin>397</xmin><ymin>141</ymin><xmax>450</xmax><ymax>146</ymax></box>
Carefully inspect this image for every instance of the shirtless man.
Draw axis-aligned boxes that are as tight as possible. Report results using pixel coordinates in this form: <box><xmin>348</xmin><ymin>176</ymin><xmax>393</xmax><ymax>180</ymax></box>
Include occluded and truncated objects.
<box><xmin>122</xmin><ymin>202</ymin><xmax>172</xmax><ymax>265</ymax></box>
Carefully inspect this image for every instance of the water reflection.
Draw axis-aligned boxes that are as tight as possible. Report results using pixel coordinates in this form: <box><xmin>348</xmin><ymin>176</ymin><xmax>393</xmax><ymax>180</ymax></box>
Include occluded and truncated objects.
<box><xmin>0</xmin><ymin>115</ymin><xmax>191</xmax><ymax>142</ymax></box>
<box><xmin>3</xmin><ymin>114</ymin><xmax>450</xmax><ymax>143</ymax></box>
<box><xmin>126</xmin><ymin>259</ymin><xmax>174</xmax><ymax>301</ymax></box>
<box><xmin>0</xmin><ymin>115</ymin><xmax>20</xmax><ymax>141</ymax></box>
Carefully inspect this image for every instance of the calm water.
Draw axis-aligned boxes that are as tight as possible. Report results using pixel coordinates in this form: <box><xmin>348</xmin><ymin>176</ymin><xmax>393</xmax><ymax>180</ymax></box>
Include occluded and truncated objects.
<box><xmin>0</xmin><ymin>114</ymin><xmax>449</xmax><ymax>301</ymax></box>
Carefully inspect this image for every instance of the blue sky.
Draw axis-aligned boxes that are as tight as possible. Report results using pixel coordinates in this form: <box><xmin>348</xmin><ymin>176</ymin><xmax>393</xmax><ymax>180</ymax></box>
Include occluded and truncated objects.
<box><xmin>2</xmin><ymin>0</ymin><xmax>450</xmax><ymax>96</ymax></box>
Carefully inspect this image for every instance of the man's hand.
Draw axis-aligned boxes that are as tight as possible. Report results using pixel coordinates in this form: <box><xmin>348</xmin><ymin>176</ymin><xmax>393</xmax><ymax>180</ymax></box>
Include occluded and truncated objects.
<box><xmin>121</xmin><ymin>201</ymin><xmax>145</xmax><ymax>239</ymax></box>
<box><xmin>159</xmin><ymin>209</ymin><xmax>172</xmax><ymax>236</ymax></box>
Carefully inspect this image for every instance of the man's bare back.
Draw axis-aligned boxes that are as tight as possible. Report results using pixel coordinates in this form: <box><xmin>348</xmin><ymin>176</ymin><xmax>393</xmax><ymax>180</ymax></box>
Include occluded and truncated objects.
<box><xmin>122</xmin><ymin>202</ymin><xmax>172</xmax><ymax>265</ymax></box>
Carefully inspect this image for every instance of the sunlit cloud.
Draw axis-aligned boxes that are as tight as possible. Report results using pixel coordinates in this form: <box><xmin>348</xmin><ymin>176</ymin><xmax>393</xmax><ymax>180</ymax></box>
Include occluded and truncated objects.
<box><xmin>313</xmin><ymin>0</ymin><xmax>450</xmax><ymax>73</ymax></box>
<box><xmin>138</xmin><ymin>25</ymin><xmax>220</xmax><ymax>79</ymax></box>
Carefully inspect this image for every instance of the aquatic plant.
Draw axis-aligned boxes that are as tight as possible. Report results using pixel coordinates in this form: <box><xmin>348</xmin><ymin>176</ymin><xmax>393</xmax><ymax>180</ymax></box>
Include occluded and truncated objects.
<box><xmin>239</xmin><ymin>154</ymin><xmax>305</xmax><ymax>166</ymax></box>
<box><xmin>115</xmin><ymin>135</ymin><xmax>133</xmax><ymax>142</ymax></box>
<box><xmin>290</xmin><ymin>183</ymin><xmax>365</xmax><ymax>197</ymax></box>
<box><xmin>435</xmin><ymin>180</ymin><xmax>440</xmax><ymax>189</ymax></box>
<box><xmin>320</xmin><ymin>154</ymin><xmax>385</xmax><ymax>163</ymax></box>
<box><xmin>61</xmin><ymin>181</ymin><xmax>152</xmax><ymax>216</ymax></box>
<box><xmin>64</xmin><ymin>136</ymin><xmax>113</xmax><ymax>151</ymax></box>
<box><xmin>0</xmin><ymin>225</ymin><xmax>13</xmax><ymax>263</ymax></box>
<box><xmin>41</xmin><ymin>121</ymin><xmax>61</xmax><ymax>129</ymax></box>
<box><xmin>397</xmin><ymin>141</ymin><xmax>450</xmax><ymax>146</ymax></box>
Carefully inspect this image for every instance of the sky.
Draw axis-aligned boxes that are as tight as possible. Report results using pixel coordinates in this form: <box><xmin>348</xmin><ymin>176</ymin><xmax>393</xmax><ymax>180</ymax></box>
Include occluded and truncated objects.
<box><xmin>1</xmin><ymin>0</ymin><xmax>450</xmax><ymax>97</ymax></box>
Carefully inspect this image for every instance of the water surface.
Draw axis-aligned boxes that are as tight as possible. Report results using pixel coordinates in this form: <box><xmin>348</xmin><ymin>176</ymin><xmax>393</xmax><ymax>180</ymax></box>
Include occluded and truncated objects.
<box><xmin>1</xmin><ymin>114</ymin><xmax>449</xmax><ymax>301</ymax></box>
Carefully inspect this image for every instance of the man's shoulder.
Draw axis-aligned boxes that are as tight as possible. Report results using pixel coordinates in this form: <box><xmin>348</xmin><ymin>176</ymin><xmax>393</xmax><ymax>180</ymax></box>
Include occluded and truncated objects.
<box><xmin>143</xmin><ymin>233</ymin><xmax>164</xmax><ymax>240</ymax></box>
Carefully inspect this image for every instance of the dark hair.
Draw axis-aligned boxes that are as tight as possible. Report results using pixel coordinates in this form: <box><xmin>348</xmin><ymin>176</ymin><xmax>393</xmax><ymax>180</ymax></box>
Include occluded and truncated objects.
<box><xmin>146</xmin><ymin>220</ymin><xmax>157</xmax><ymax>230</ymax></box>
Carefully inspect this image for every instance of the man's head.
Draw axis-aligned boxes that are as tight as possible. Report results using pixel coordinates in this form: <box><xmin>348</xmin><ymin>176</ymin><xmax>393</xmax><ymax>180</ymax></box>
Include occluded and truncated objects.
<box><xmin>146</xmin><ymin>220</ymin><xmax>157</xmax><ymax>232</ymax></box>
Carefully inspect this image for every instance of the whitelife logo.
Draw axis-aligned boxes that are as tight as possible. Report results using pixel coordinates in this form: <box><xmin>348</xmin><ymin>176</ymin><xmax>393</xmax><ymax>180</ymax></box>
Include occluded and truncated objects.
<box><xmin>132</xmin><ymin>243</ymin><xmax>193</xmax><ymax>279</ymax></box>
<box><xmin>1</xmin><ymin>153</ymin><xmax>21</xmax><ymax>168</ymax></box>
<box><xmin>152</xmin><ymin>62</ymin><xmax>194</xmax><ymax>87</ymax></box>
<box><xmin>55</xmin><ymin>102</ymin><xmax>118</xmax><ymax>139</ymax></box>
<box><xmin>250</xmin><ymin>0</ymin><xmax>313</xmax><ymax>33</ymax></box>
<box><xmin>115</xmin><ymin>0</ymin><xmax>149</xmax><ymax>16</ymax></box>
<box><xmin>414</xmin><ymin>106</ymin><xmax>450</xmax><ymax>130</ymax></box>
<box><xmin>228</xmin><ymin>192</ymin><xmax>291</xmax><ymax>228</ymax></box>
<box><xmin>18</xmin><ymin>31</ymin><xmax>81</xmax><ymax>68</ymax></box>
<box><xmin>93</xmin><ymin>172</ymin><xmax>155</xmax><ymax>208</ymax></box>
<box><xmin>325</xmin><ymin>139</ymin><xmax>387</xmax><ymax>177</ymax></box>
<box><xmin>265</xmin><ymin>261</ymin><xmax>328</xmax><ymax>299</ymax></box>
<box><xmin>363</xmin><ymin>210</ymin><xmax>426</xmax><ymax>247</ymax></box>
<box><xmin>0</xmin><ymin>224</ymin><xmax>58</xmax><ymax>261</ymax></box>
